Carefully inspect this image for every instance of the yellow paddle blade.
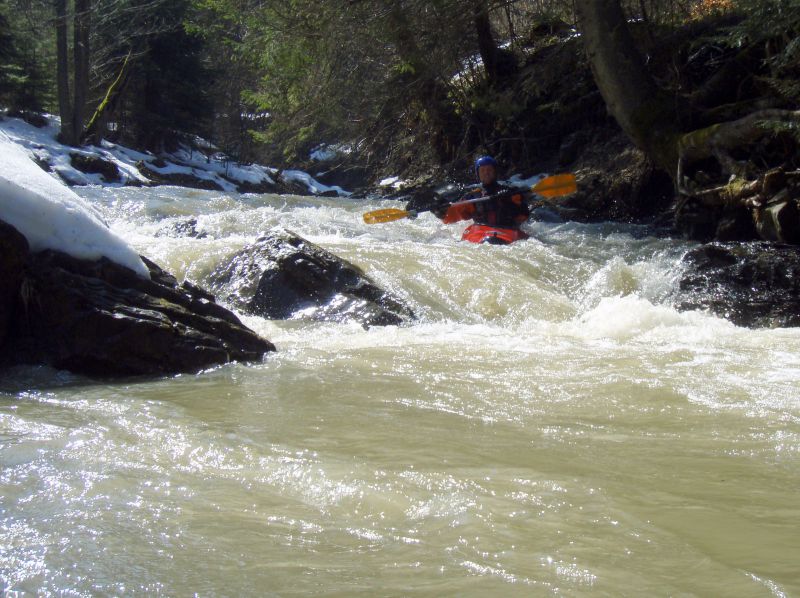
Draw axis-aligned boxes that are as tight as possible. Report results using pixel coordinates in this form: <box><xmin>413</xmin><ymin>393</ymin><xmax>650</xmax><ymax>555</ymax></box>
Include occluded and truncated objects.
<box><xmin>363</xmin><ymin>208</ymin><xmax>413</xmax><ymax>224</ymax></box>
<box><xmin>532</xmin><ymin>173</ymin><xmax>577</xmax><ymax>198</ymax></box>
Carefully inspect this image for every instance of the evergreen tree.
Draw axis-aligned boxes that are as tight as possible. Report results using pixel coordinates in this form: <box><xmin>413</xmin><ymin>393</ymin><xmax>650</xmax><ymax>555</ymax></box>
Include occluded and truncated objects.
<box><xmin>121</xmin><ymin>12</ymin><xmax>215</xmax><ymax>151</ymax></box>
<box><xmin>0</xmin><ymin>4</ymin><xmax>52</xmax><ymax>112</ymax></box>
<box><xmin>0</xmin><ymin>12</ymin><xmax>25</xmax><ymax>105</ymax></box>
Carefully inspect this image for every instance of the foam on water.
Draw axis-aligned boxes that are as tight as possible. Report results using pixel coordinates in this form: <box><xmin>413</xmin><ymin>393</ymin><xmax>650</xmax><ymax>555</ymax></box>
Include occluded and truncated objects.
<box><xmin>3</xmin><ymin>186</ymin><xmax>800</xmax><ymax>596</ymax></box>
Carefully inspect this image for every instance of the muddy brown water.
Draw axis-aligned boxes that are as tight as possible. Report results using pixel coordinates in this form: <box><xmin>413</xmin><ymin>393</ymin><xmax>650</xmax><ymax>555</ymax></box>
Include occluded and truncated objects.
<box><xmin>2</xmin><ymin>187</ymin><xmax>798</xmax><ymax>595</ymax></box>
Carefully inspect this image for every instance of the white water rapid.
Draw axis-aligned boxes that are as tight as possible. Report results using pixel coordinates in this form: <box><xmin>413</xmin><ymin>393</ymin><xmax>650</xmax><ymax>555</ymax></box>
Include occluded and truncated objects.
<box><xmin>2</xmin><ymin>187</ymin><xmax>799</xmax><ymax>596</ymax></box>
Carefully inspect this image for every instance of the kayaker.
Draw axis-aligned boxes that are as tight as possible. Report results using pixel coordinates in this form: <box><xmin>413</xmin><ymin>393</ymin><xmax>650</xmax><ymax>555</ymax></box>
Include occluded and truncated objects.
<box><xmin>432</xmin><ymin>155</ymin><xmax>530</xmax><ymax>243</ymax></box>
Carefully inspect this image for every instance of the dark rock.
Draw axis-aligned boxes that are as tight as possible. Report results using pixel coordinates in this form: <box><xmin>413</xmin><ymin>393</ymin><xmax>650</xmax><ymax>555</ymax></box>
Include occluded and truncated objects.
<box><xmin>551</xmin><ymin>132</ymin><xmax>675</xmax><ymax>223</ymax></box>
<box><xmin>715</xmin><ymin>203</ymin><xmax>759</xmax><ymax>242</ymax></box>
<box><xmin>1</xmin><ymin>220</ymin><xmax>274</xmax><ymax>377</ymax></box>
<box><xmin>755</xmin><ymin>198</ymin><xmax>800</xmax><ymax>244</ymax></box>
<box><xmin>122</xmin><ymin>178</ymin><xmax>146</xmax><ymax>188</ymax></box>
<box><xmin>0</xmin><ymin>221</ymin><xmax>29</xmax><ymax>348</ymax></box>
<box><xmin>137</xmin><ymin>160</ymin><xmax>224</xmax><ymax>191</ymax></box>
<box><xmin>676</xmin><ymin>242</ymin><xmax>800</xmax><ymax>328</ymax></box>
<box><xmin>70</xmin><ymin>153</ymin><xmax>121</xmax><ymax>183</ymax></box>
<box><xmin>673</xmin><ymin>194</ymin><xmax>760</xmax><ymax>243</ymax></box>
<box><xmin>8</xmin><ymin>109</ymin><xmax>48</xmax><ymax>128</ymax></box>
<box><xmin>276</xmin><ymin>173</ymin><xmax>311</xmax><ymax>196</ymax></box>
<box><xmin>31</xmin><ymin>152</ymin><xmax>52</xmax><ymax>173</ymax></box>
<box><xmin>236</xmin><ymin>179</ymin><xmax>280</xmax><ymax>194</ymax></box>
<box><xmin>674</xmin><ymin>196</ymin><xmax>720</xmax><ymax>241</ymax></box>
<box><xmin>557</xmin><ymin>130</ymin><xmax>588</xmax><ymax>167</ymax></box>
<box><xmin>209</xmin><ymin>229</ymin><xmax>415</xmax><ymax>327</ymax></box>
<box><xmin>763</xmin><ymin>169</ymin><xmax>787</xmax><ymax>196</ymax></box>
<box><xmin>314</xmin><ymin>164</ymin><xmax>368</xmax><ymax>192</ymax></box>
<box><xmin>156</xmin><ymin>217</ymin><xmax>209</xmax><ymax>239</ymax></box>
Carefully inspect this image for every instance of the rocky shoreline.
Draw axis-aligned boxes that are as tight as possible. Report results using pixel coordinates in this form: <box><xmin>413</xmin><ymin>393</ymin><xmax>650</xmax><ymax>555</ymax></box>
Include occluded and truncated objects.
<box><xmin>3</xmin><ymin>110</ymin><xmax>351</xmax><ymax>197</ymax></box>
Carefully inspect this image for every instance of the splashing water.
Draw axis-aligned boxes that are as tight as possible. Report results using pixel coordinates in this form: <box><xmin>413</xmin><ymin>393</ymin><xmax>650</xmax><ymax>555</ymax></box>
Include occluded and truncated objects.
<box><xmin>2</xmin><ymin>187</ymin><xmax>799</xmax><ymax>596</ymax></box>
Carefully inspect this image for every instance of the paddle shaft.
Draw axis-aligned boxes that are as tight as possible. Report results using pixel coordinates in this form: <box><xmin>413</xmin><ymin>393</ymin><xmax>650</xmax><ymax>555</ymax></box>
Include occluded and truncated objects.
<box><xmin>381</xmin><ymin>190</ymin><xmax>529</xmax><ymax>223</ymax></box>
<box><xmin>427</xmin><ymin>174</ymin><xmax>577</xmax><ymax>211</ymax></box>
<box><xmin>362</xmin><ymin>173</ymin><xmax>576</xmax><ymax>224</ymax></box>
<box><xmin>450</xmin><ymin>189</ymin><xmax>527</xmax><ymax>208</ymax></box>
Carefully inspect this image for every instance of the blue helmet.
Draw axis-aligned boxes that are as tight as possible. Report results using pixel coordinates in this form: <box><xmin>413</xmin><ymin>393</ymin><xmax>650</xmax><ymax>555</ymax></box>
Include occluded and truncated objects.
<box><xmin>475</xmin><ymin>155</ymin><xmax>497</xmax><ymax>174</ymax></box>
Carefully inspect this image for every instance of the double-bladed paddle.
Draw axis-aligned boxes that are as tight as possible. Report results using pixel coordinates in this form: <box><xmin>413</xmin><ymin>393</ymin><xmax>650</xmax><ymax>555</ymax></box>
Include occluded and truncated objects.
<box><xmin>362</xmin><ymin>173</ymin><xmax>577</xmax><ymax>224</ymax></box>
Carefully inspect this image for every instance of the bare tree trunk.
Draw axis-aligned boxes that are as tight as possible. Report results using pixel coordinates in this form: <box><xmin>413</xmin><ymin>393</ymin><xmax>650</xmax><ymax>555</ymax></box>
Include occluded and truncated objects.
<box><xmin>474</xmin><ymin>2</ymin><xmax>499</xmax><ymax>86</ymax></box>
<box><xmin>72</xmin><ymin>0</ymin><xmax>91</xmax><ymax>145</ymax></box>
<box><xmin>55</xmin><ymin>0</ymin><xmax>72</xmax><ymax>144</ymax></box>
<box><xmin>574</xmin><ymin>0</ymin><xmax>683</xmax><ymax>177</ymax></box>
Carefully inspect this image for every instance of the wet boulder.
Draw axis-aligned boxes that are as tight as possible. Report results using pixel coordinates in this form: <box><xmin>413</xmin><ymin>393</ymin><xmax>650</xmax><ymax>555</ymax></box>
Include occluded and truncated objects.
<box><xmin>209</xmin><ymin>229</ymin><xmax>415</xmax><ymax>327</ymax></box>
<box><xmin>7</xmin><ymin>109</ymin><xmax>49</xmax><ymax>128</ymax></box>
<box><xmin>275</xmin><ymin>173</ymin><xmax>311</xmax><ymax>196</ymax></box>
<box><xmin>0</xmin><ymin>221</ymin><xmax>28</xmax><ymax>347</ymax></box>
<box><xmin>156</xmin><ymin>217</ymin><xmax>209</xmax><ymax>239</ymax></box>
<box><xmin>676</xmin><ymin>242</ymin><xmax>800</xmax><ymax>328</ymax></box>
<box><xmin>754</xmin><ymin>196</ymin><xmax>800</xmax><ymax>245</ymax></box>
<box><xmin>70</xmin><ymin>152</ymin><xmax>121</xmax><ymax>183</ymax></box>
<box><xmin>235</xmin><ymin>179</ymin><xmax>281</xmax><ymax>194</ymax></box>
<box><xmin>136</xmin><ymin>160</ymin><xmax>224</xmax><ymax>191</ymax></box>
<box><xmin>314</xmin><ymin>164</ymin><xmax>369</xmax><ymax>195</ymax></box>
<box><xmin>0</xmin><ymin>219</ymin><xmax>275</xmax><ymax>377</ymax></box>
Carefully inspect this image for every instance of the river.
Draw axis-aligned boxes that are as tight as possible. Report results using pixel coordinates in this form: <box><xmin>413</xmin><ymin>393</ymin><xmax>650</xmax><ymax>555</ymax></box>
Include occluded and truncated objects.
<box><xmin>2</xmin><ymin>186</ymin><xmax>799</xmax><ymax>596</ymax></box>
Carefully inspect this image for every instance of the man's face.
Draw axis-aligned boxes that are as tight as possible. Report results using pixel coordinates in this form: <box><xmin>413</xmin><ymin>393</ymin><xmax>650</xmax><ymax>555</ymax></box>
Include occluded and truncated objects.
<box><xmin>478</xmin><ymin>165</ymin><xmax>497</xmax><ymax>185</ymax></box>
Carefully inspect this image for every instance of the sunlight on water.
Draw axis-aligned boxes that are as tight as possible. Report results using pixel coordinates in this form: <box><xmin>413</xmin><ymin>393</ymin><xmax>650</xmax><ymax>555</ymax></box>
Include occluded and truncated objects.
<box><xmin>2</xmin><ymin>187</ymin><xmax>799</xmax><ymax>596</ymax></box>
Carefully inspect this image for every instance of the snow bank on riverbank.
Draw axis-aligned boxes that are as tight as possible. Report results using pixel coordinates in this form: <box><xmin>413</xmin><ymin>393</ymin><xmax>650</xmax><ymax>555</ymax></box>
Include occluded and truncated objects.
<box><xmin>0</xmin><ymin>113</ymin><xmax>350</xmax><ymax>196</ymax></box>
<box><xmin>0</xmin><ymin>111</ymin><xmax>357</xmax><ymax>278</ymax></box>
<box><xmin>0</xmin><ymin>130</ymin><xmax>150</xmax><ymax>277</ymax></box>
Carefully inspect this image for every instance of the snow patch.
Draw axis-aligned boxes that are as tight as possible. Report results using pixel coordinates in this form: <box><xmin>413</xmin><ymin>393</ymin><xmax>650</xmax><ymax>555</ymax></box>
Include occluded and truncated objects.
<box><xmin>504</xmin><ymin>173</ymin><xmax>547</xmax><ymax>189</ymax></box>
<box><xmin>0</xmin><ymin>114</ymin><xmax>284</xmax><ymax>192</ymax></box>
<box><xmin>310</xmin><ymin>142</ymin><xmax>353</xmax><ymax>161</ymax></box>
<box><xmin>0</xmin><ymin>113</ymin><xmax>351</xmax><ymax>197</ymax></box>
<box><xmin>378</xmin><ymin>176</ymin><xmax>407</xmax><ymax>190</ymax></box>
<box><xmin>281</xmin><ymin>170</ymin><xmax>351</xmax><ymax>197</ymax></box>
<box><xmin>0</xmin><ymin>131</ymin><xmax>150</xmax><ymax>278</ymax></box>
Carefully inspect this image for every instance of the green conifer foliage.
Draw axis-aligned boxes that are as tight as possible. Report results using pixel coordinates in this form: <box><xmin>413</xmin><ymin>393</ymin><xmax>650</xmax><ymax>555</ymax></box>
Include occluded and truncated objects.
<box><xmin>0</xmin><ymin>6</ymin><xmax>52</xmax><ymax>112</ymax></box>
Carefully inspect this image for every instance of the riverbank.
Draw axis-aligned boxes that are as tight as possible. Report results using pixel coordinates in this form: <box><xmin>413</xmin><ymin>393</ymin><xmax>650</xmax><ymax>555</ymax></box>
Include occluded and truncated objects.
<box><xmin>0</xmin><ymin>111</ymin><xmax>352</xmax><ymax>197</ymax></box>
<box><xmin>5</xmin><ymin>103</ymin><xmax>800</xmax><ymax>336</ymax></box>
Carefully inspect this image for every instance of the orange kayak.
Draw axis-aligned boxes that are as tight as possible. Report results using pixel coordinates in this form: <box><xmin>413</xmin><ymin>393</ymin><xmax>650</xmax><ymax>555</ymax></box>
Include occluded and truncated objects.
<box><xmin>461</xmin><ymin>224</ymin><xmax>529</xmax><ymax>245</ymax></box>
